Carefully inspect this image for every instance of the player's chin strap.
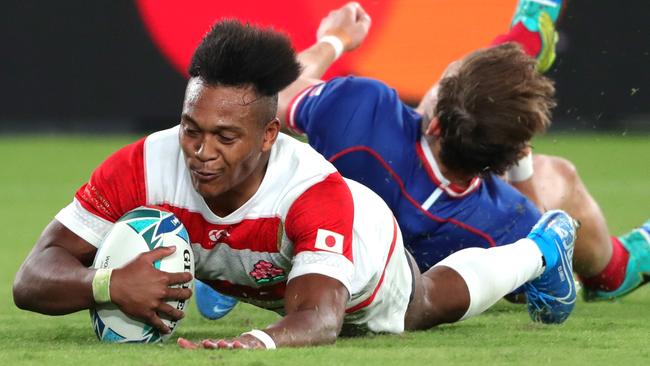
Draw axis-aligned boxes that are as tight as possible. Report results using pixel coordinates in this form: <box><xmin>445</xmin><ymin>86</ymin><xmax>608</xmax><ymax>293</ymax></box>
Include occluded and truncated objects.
<box><xmin>241</xmin><ymin>329</ymin><xmax>277</xmax><ymax>350</ymax></box>
<box><xmin>506</xmin><ymin>152</ymin><xmax>534</xmax><ymax>182</ymax></box>
<box><xmin>92</xmin><ymin>268</ymin><xmax>113</xmax><ymax>304</ymax></box>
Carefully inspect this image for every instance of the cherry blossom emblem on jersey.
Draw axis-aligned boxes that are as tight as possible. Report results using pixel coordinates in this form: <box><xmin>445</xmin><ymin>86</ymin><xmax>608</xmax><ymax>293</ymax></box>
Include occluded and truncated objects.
<box><xmin>249</xmin><ymin>260</ymin><xmax>286</xmax><ymax>285</ymax></box>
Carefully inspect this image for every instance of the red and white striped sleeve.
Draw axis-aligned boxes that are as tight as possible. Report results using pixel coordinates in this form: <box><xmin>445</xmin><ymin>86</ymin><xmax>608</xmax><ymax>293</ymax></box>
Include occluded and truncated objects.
<box><xmin>55</xmin><ymin>138</ymin><xmax>147</xmax><ymax>246</ymax></box>
<box><xmin>284</xmin><ymin>172</ymin><xmax>355</xmax><ymax>294</ymax></box>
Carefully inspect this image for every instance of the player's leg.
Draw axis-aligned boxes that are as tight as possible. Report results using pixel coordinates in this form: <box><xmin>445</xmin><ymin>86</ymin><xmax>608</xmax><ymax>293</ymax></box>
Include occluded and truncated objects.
<box><xmin>404</xmin><ymin>210</ymin><xmax>578</xmax><ymax>330</ymax></box>
<box><xmin>587</xmin><ymin>220</ymin><xmax>650</xmax><ymax>300</ymax></box>
<box><xmin>531</xmin><ymin>154</ymin><xmax>650</xmax><ymax>300</ymax></box>
<box><xmin>490</xmin><ymin>0</ymin><xmax>564</xmax><ymax>72</ymax></box>
<box><xmin>531</xmin><ymin>155</ymin><xmax>612</xmax><ymax>276</ymax></box>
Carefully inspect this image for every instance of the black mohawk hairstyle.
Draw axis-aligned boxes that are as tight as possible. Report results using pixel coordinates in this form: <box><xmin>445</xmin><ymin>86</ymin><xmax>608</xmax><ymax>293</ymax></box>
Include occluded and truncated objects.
<box><xmin>188</xmin><ymin>19</ymin><xmax>301</xmax><ymax>96</ymax></box>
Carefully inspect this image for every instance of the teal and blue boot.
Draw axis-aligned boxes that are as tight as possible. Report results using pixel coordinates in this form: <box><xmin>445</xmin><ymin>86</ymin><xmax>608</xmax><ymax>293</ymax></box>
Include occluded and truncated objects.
<box><xmin>511</xmin><ymin>0</ymin><xmax>564</xmax><ymax>72</ymax></box>
<box><xmin>584</xmin><ymin>220</ymin><xmax>650</xmax><ymax>301</ymax></box>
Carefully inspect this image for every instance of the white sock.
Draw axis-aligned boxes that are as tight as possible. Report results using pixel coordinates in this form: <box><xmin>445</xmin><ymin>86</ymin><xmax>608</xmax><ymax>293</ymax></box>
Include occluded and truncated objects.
<box><xmin>434</xmin><ymin>238</ymin><xmax>544</xmax><ymax>320</ymax></box>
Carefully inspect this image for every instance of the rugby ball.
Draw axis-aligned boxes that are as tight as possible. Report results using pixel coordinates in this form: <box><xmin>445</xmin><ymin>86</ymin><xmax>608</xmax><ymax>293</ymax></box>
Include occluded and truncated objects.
<box><xmin>90</xmin><ymin>206</ymin><xmax>195</xmax><ymax>343</ymax></box>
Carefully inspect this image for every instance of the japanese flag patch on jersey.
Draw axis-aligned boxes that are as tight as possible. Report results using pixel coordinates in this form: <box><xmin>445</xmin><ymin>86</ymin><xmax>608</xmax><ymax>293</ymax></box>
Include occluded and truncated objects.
<box><xmin>314</xmin><ymin>229</ymin><xmax>344</xmax><ymax>254</ymax></box>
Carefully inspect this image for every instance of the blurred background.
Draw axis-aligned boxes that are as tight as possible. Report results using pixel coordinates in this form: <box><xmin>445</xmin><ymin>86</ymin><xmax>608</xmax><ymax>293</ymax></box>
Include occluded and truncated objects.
<box><xmin>1</xmin><ymin>0</ymin><xmax>648</xmax><ymax>134</ymax></box>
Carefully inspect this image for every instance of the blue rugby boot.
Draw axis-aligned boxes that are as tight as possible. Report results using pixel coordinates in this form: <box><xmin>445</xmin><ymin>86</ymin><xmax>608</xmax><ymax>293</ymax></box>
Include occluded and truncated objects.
<box><xmin>524</xmin><ymin>209</ymin><xmax>578</xmax><ymax>324</ymax></box>
<box><xmin>583</xmin><ymin>220</ymin><xmax>650</xmax><ymax>301</ymax></box>
<box><xmin>195</xmin><ymin>280</ymin><xmax>238</xmax><ymax>320</ymax></box>
<box><xmin>511</xmin><ymin>0</ymin><xmax>564</xmax><ymax>72</ymax></box>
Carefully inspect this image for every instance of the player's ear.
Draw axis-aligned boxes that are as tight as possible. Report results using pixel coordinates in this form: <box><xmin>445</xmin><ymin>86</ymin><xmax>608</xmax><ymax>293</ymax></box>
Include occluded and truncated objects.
<box><xmin>425</xmin><ymin>118</ymin><xmax>441</xmax><ymax>137</ymax></box>
<box><xmin>261</xmin><ymin>117</ymin><xmax>280</xmax><ymax>152</ymax></box>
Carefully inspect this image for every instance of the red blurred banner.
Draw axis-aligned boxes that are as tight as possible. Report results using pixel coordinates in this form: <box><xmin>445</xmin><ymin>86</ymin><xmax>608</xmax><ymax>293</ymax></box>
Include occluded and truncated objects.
<box><xmin>137</xmin><ymin>0</ymin><xmax>516</xmax><ymax>100</ymax></box>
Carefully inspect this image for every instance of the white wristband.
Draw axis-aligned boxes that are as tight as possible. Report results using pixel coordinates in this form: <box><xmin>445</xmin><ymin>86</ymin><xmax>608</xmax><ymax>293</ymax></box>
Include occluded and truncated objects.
<box><xmin>506</xmin><ymin>152</ymin><xmax>534</xmax><ymax>182</ymax></box>
<box><xmin>318</xmin><ymin>35</ymin><xmax>344</xmax><ymax>60</ymax></box>
<box><xmin>92</xmin><ymin>268</ymin><xmax>113</xmax><ymax>304</ymax></box>
<box><xmin>241</xmin><ymin>329</ymin><xmax>276</xmax><ymax>350</ymax></box>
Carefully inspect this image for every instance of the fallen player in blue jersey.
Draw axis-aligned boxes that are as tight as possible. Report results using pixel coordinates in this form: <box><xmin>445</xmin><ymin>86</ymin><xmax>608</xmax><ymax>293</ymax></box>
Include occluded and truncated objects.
<box><xmin>197</xmin><ymin>1</ymin><xmax>649</xmax><ymax>319</ymax></box>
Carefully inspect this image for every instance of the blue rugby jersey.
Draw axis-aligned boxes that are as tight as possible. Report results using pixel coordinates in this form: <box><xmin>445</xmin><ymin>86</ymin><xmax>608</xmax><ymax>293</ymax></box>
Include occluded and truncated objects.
<box><xmin>287</xmin><ymin>76</ymin><xmax>541</xmax><ymax>271</ymax></box>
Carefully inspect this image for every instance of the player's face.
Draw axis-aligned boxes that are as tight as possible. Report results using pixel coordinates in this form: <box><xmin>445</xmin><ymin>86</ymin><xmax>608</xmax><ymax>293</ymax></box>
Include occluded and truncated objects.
<box><xmin>179</xmin><ymin>78</ymin><xmax>278</xmax><ymax>213</ymax></box>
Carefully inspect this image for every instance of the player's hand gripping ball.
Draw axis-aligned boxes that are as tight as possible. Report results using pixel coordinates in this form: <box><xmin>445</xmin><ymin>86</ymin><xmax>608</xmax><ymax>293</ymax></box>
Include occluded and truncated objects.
<box><xmin>90</xmin><ymin>207</ymin><xmax>195</xmax><ymax>343</ymax></box>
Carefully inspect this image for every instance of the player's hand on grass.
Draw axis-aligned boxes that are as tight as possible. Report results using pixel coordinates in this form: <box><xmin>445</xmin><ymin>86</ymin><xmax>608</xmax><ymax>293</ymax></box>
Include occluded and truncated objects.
<box><xmin>177</xmin><ymin>335</ymin><xmax>265</xmax><ymax>350</ymax></box>
<box><xmin>109</xmin><ymin>246</ymin><xmax>193</xmax><ymax>334</ymax></box>
<box><xmin>317</xmin><ymin>1</ymin><xmax>371</xmax><ymax>52</ymax></box>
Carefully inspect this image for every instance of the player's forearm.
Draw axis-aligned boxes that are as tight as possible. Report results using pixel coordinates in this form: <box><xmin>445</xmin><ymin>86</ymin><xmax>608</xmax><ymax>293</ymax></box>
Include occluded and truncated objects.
<box><xmin>13</xmin><ymin>245</ymin><xmax>96</xmax><ymax>314</ymax></box>
<box><xmin>276</xmin><ymin>42</ymin><xmax>336</xmax><ymax>129</ymax></box>
<box><xmin>300</xmin><ymin>1</ymin><xmax>370</xmax><ymax>79</ymax></box>
<box><xmin>278</xmin><ymin>1</ymin><xmax>371</xmax><ymax>130</ymax></box>
<box><xmin>297</xmin><ymin>42</ymin><xmax>339</xmax><ymax>80</ymax></box>
<box><xmin>263</xmin><ymin>307</ymin><xmax>343</xmax><ymax>347</ymax></box>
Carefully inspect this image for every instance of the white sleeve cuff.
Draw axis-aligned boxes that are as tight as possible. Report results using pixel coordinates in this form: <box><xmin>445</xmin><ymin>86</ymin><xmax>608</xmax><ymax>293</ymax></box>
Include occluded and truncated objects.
<box><xmin>506</xmin><ymin>153</ymin><xmax>534</xmax><ymax>182</ymax></box>
<box><xmin>288</xmin><ymin>251</ymin><xmax>354</xmax><ymax>298</ymax></box>
<box><xmin>318</xmin><ymin>35</ymin><xmax>344</xmax><ymax>60</ymax></box>
<box><xmin>54</xmin><ymin>198</ymin><xmax>113</xmax><ymax>247</ymax></box>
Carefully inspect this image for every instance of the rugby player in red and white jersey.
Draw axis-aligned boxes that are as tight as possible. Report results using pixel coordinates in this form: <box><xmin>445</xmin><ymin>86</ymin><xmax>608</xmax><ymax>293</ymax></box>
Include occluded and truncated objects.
<box><xmin>13</xmin><ymin>19</ymin><xmax>579</xmax><ymax>349</ymax></box>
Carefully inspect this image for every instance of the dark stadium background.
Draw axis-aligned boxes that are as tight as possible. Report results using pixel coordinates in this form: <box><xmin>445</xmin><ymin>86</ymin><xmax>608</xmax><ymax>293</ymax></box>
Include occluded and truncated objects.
<box><xmin>1</xmin><ymin>0</ymin><xmax>648</xmax><ymax>133</ymax></box>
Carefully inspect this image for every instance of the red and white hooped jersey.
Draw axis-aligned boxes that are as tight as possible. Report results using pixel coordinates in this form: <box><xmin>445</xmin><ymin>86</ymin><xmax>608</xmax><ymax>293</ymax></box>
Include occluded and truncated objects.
<box><xmin>56</xmin><ymin>126</ymin><xmax>412</xmax><ymax>334</ymax></box>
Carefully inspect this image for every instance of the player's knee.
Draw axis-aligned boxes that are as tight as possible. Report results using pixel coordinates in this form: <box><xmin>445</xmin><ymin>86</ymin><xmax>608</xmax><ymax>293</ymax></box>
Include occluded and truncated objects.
<box><xmin>546</xmin><ymin>155</ymin><xmax>579</xmax><ymax>189</ymax></box>
<box><xmin>551</xmin><ymin>156</ymin><xmax>577</xmax><ymax>178</ymax></box>
<box><xmin>406</xmin><ymin>264</ymin><xmax>471</xmax><ymax>329</ymax></box>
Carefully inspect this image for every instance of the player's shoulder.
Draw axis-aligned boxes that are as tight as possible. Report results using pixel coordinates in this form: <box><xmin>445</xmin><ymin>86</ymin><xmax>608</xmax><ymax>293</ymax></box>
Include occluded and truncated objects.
<box><xmin>323</xmin><ymin>77</ymin><xmax>420</xmax><ymax>134</ymax></box>
<box><xmin>93</xmin><ymin>137</ymin><xmax>146</xmax><ymax>182</ymax></box>
<box><xmin>92</xmin><ymin>125</ymin><xmax>185</xmax><ymax>211</ymax></box>
<box><xmin>98</xmin><ymin>126</ymin><xmax>179</xmax><ymax>171</ymax></box>
<box><xmin>270</xmin><ymin>133</ymin><xmax>338</xmax><ymax>183</ymax></box>
<box><xmin>269</xmin><ymin>138</ymin><xmax>389</xmax><ymax>212</ymax></box>
<box><xmin>74</xmin><ymin>129</ymin><xmax>171</xmax><ymax>223</ymax></box>
<box><xmin>142</xmin><ymin>125</ymin><xmax>194</xmax><ymax>208</ymax></box>
<box><xmin>142</xmin><ymin>126</ymin><xmax>183</xmax><ymax>171</ymax></box>
<box><xmin>344</xmin><ymin>177</ymin><xmax>392</xmax><ymax>212</ymax></box>
<box><xmin>298</xmin><ymin>76</ymin><xmax>398</xmax><ymax>108</ymax></box>
<box><xmin>259</xmin><ymin>134</ymin><xmax>340</xmax><ymax>207</ymax></box>
<box><xmin>144</xmin><ymin>125</ymin><xmax>182</xmax><ymax>158</ymax></box>
<box><xmin>323</xmin><ymin>76</ymin><xmax>396</xmax><ymax>99</ymax></box>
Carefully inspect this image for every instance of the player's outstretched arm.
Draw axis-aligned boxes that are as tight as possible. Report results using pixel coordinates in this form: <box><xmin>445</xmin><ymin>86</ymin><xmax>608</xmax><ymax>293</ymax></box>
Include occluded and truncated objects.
<box><xmin>262</xmin><ymin>274</ymin><xmax>348</xmax><ymax>346</ymax></box>
<box><xmin>13</xmin><ymin>220</ymin><xmax>98</xmax><ymax>314</ymax></box>
<box><xmin>178</xmin><ymin>274</ymin><xmax>348</xmax><ymax>349</ymax></box>
<box><xmin>303</xmin><ymin>1</ymin><xmax>371</xmax><ymax>79</ymax></box>
<box><xmin>13</xmin><ymin>219</ymin><xmax>192</xmax><ymax>334</ymax></box>
<box><xmin>277</xmin><ymin>1</ymin><xmax>371</xmax><ymax>128</ymax></box>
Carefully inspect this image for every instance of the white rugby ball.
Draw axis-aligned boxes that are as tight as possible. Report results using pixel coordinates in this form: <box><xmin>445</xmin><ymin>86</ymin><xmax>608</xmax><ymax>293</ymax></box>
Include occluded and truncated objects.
<box><xmin>90</xmin><ymin>206</ymin><xmax>195</xmax><ymax>343</ymax></box>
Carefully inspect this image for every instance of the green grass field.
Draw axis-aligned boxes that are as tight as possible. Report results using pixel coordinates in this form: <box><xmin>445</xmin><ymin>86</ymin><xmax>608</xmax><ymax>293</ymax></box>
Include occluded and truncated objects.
<box><xmin>0</xmin><ymin>133</ymin><xmax>648</xmax><ymax>366</ymax></box>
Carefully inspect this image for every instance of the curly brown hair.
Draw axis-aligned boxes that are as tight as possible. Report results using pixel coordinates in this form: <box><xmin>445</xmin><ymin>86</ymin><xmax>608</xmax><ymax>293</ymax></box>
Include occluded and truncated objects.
<box><xmin>432</xmin><ymin>43</ymin><xmax>556</xmax><ymax>177</ymax></box>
